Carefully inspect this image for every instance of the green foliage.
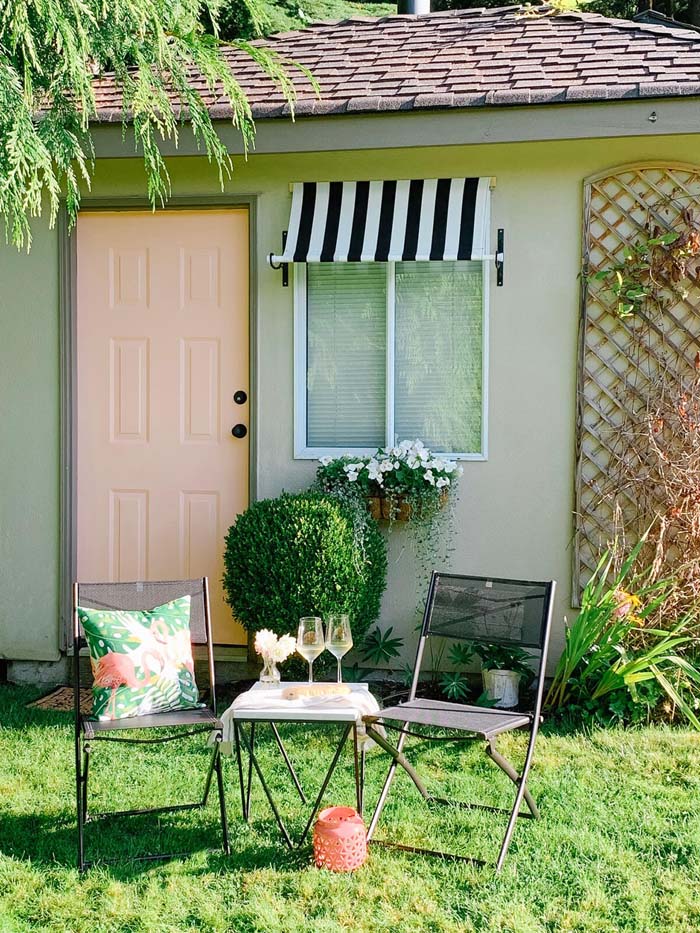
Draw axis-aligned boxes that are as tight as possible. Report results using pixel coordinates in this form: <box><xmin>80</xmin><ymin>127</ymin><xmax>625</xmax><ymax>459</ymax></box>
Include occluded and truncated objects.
<box><xmin>589</xmin><ymin>232</ymin><xmax>680</xmax><ymax>318</ymax></box>
<box><xmin>439</xmin><ymin>670</ymin><xmax>470</xmax><ymax>700</ymax></box>
<box><xmin>362</xmin><ymin>625</ymin><xmax>404</xmax><ymax>665</ymax></box>
<box><xmin>0</xmin><ymin>0</ymin><xmax>299</xmax><ymax>248</ymax></box>
<box><xmin>222</xmin><ymin>491</ymin><xmax>387</xmax><ymax>654</ymax></box>
<box><xmin>545</xmin><ymin>540</ymin><xmax>700</xmax><ymax>729</ymax></box>
<box><xmin>215</xmin><ymin>0</ymin><xmax>395</xmax><ymax>40</ymax></box>
<box><xmin>447</xmin><ymin>641</ymin><xmax>475</xmax><ymax>667</ymax></box>
<box><xmin>433</xmin><ymin>0</ymin><xmax>700</xmax><ymax>29</ymax></box>
<box><xmin>473</xmin><ymin>642</ymin><xmax>533</xmax><ymax>679</ymax></box>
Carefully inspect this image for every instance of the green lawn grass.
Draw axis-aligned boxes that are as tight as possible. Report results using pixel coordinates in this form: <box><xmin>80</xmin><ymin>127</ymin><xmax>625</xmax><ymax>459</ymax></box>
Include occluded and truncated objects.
<box><xmin>1</xmin><ymin>683</ymin><xmax>699</xmax><ymax>933</ymax></box>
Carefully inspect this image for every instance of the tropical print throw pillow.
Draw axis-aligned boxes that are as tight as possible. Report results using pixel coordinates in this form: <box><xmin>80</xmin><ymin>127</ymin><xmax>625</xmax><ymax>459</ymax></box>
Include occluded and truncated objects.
<box><xmin>78</xmin><ymin>596</ymin><xmax>201</xmax><ymax>721</ymax></box>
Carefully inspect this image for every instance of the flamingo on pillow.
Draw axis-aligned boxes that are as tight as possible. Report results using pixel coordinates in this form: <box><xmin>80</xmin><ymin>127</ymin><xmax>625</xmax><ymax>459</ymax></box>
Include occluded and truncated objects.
<box><xmin>78</xmin><ymin>596</ymin><xmax>201</xmax><ymax>721</ymax></box>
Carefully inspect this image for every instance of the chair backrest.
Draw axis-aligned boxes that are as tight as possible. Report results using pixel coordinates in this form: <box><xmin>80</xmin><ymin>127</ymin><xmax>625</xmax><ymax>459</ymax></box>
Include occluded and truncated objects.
<box><xmin>410</xmin><ymin>572</ymin><xmax>556</xmax><ymax>710</ymax></box>
<box><xmin>73</xmin><ymin>578</ymin><xmax>218</xmax><ymax>713</ymax></box>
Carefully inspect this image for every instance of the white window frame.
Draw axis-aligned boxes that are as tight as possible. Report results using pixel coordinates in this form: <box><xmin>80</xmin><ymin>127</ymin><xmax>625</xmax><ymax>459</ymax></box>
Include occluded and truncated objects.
<box><xmin>293</xmin><ymin>260</ymin><xmax>489</xmax><ymax>461</ymax></box>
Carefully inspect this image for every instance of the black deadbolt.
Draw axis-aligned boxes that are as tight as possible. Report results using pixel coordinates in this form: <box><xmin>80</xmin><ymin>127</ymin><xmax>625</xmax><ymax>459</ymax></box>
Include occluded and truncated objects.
<box><xmin>233</xmin><ymin>390</ymin><xmax>247</xmax><ymax>405</ymax></box>
<box><xmin>231</xmin><ymin>423</ymin><xmax>247</xmax><ymax>439</ymax></box>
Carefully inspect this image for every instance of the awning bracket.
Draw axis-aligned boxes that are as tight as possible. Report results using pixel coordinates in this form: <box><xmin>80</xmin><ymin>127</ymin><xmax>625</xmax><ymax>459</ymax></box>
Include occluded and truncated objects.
<box><xmin>495</xmin><ymin>228</ymin><xmax>504</xmax><ymax>287</ymax></box>
<box><xmin>268</xmin><ymin>231</ymin><xmax>289</xmax><ymax>287</ymax></box>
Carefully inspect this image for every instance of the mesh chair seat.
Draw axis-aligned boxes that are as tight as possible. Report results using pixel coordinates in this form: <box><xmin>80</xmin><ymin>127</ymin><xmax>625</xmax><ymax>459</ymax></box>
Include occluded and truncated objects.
<box><xmin>366</xmin><ymin>699</ymin><xmax>532</xmax><ymax>739</ymax></box>
<box><xmin>82</xmin><ymin>707</ymin><xmax>220</xmax><ymax>739</ymax></box>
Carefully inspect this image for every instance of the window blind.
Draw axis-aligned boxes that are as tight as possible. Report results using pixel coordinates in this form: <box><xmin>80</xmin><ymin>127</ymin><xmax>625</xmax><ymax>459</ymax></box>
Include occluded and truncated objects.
<box><xmin>394</xmin><ymin>261</ymin><xmax>483</xmax><ymax>453</ymax></box>
<box><xmin>306</xmin><ymin>263</ymin><xmax>387</xmax><ymax>447</ymax></box>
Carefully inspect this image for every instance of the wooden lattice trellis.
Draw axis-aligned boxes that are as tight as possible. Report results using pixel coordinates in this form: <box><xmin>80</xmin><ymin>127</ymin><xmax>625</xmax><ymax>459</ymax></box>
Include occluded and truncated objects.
<box><xmin>573</xmin><ymin>162</ymin><xmax>700</xmax><ymax>602</ymax></box>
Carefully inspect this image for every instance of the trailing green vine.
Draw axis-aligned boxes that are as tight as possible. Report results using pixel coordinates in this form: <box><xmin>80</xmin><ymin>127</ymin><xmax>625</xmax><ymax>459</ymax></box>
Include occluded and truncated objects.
<box><xmin>589</xmin><ymin>212</ymin><xmax>700</xmax><ymax>318</ymax></box>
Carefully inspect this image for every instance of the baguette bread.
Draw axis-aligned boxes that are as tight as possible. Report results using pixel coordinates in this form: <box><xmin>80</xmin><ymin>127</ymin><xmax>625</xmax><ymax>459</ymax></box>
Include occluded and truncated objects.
<box><xmin>282</xmin><ymin>684</ymin><xmax>352</xmax><ymax>700</ymax></box>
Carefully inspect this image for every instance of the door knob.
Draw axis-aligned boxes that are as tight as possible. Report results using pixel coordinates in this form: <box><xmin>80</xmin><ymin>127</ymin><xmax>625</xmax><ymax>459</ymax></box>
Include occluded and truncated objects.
<box><xmin>231</xmin><ymin>424</ymin><xmax>247</xmax><ymax>439</ymax></box>
<box><xmin>233</xmin><ymin>390</ymin><xmax>247</xmax><ymax>405</ymax></box>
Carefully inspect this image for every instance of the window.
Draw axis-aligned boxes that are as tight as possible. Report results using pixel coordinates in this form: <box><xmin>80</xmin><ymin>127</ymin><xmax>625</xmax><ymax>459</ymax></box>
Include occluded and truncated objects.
<box><xmin>294</xmin><ymin>260</ymin><xmax>488</xmax><ymax>459</ymax></box>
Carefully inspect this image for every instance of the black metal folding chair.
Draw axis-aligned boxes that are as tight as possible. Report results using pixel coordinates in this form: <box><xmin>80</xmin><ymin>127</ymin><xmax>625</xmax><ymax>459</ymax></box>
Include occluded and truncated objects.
<box><xmin>73</xmin><ymin>577</ymin><xmax>230</xmax><ymax>871</ymax></box>
<box><xmin>363</xmin><ymin>572</ymin><xmax>555</xmax><ymax>871</ymax></box>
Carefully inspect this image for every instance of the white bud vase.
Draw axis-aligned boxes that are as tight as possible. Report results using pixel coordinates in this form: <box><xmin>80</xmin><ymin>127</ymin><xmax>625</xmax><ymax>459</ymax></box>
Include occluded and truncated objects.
<box><xmin>259</xmin><ymin>656</ymin><xmax>281</xmax><ymax>685</ymax></box>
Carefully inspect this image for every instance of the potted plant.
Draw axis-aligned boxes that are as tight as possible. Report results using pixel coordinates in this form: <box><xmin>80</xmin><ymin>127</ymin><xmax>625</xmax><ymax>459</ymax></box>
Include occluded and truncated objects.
<box><xmin>474</xmin><ymin>644</ymin><xmax>533</xmax><ymax>709</ymax></box>
<box><xmin>315</xmin><ymin>439</ymin><xmax>463</xmax><ymax>525</ymax></box>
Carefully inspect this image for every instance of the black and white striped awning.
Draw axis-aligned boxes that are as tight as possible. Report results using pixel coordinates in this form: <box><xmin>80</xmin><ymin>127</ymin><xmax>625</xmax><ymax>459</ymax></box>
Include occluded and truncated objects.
<box><xmin>270</xmin><ymin>178</ymin><xmax>492</xmax><ymax>264</ymax></box>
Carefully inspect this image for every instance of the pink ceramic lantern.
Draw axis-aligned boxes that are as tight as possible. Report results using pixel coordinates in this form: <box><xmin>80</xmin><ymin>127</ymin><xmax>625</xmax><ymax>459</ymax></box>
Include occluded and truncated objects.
<box><xmin>313</xmin><ymin>806</ymin><xmax>367</xmax><ymax>871</ymax></box>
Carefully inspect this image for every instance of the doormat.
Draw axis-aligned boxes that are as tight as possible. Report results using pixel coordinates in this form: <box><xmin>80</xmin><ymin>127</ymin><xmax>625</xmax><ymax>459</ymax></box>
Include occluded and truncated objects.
<box><xmin>28</xmin><ymin>686</ymin><xmax>92</xmax><ymax>715</ymax></box>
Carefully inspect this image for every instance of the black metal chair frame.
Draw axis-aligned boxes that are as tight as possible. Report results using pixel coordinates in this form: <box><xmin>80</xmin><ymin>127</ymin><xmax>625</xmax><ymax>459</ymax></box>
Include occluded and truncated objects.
<box><xmin>363</xmin><ymin>572</ymin><xmax>556</xmax><ymax>871</ymax></box>
<box><xmin>73</xmin><ymin>577</ymin><xmax>230</xmax><ymax>872</ymax></box>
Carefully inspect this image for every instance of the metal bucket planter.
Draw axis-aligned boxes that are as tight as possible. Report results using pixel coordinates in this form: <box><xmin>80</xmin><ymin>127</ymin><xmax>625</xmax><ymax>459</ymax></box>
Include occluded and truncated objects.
<box><xmin>483</xmin><ymin>669</ymin><xmax>520</xmax><ymax>709</ymax></box>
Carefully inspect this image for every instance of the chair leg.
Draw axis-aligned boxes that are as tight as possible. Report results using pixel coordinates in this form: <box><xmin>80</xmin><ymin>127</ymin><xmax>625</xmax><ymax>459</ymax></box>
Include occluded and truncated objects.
<box><xmin>486</xmin><ymin>739</ymin><xmax>540</xmax><ymax>819</ymax></box>
<box><xmin>201</xmin><ymin>737</ymin><xmax>220</xmax><ymax>807</ymax></box>
<box><xmin>366</xmin><ymin>724</ymin><xmax>430</xmax><ymax>841</ymax></box>
<box><xmin>76</xmin><ymin>736</ymin><xmax>85</xmax><ymax>873</ymax></box>
<box><xmin>81</xmin><ymin>744</ymin><xmax>91</xmax><ymax>822</ymax></box>
<box><xmin>213</xmin><ymin>739</ymin><xmax>230</xmax><ymax>855</ymax></box>
<box><xmin>491</xmin><ymin>732</ymin><xmax>540</xmax><ymax>873</ymax></box>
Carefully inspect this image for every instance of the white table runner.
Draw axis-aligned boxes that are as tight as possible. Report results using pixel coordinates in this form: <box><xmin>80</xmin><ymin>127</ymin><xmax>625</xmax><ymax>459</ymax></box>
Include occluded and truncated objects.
<box><xmin>219</xmin><ymin>682</ymin><xmax>382</xmax><ymax>753</ymax></box>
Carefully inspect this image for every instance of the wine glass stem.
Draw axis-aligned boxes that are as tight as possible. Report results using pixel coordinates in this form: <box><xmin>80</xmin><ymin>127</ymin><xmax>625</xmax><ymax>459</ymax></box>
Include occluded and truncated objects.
<box><xmin>308</xmin><ymin>659</ymin><xmax>313</xmax><ymax>684</ymax></box>
<box><xmin>337</xmin><ymin>658</ymin><xmax>342</xmax><ymax>684</ymax></box>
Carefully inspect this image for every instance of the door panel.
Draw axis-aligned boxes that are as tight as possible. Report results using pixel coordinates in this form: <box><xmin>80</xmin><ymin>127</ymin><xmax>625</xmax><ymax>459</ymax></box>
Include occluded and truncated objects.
<box><xmin>76</xmin><ymin>210</ymin><xmax>249</xmax><ymax>644</ymax></box>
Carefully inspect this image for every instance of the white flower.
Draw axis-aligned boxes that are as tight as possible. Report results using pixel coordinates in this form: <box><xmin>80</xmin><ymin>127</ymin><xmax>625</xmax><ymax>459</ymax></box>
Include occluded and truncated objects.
<box><xmin>319</xmin><ymin>456</ymin><xmax>333</xmax><ymax>466</ymax></box>
<box><xmin>429</xmin><ymin>459</ymin><xmax>446</xmax><ymax>472</ymax></box>
<box><xmin>392</xmin><ymin>461</ymin><xmax>401</xmax><ymax>470</ymax></box>
<box><xmin>366</xmin><ymin>459</ymin><xmax>382</xmax><ymax>481</ymax></box>
<box><xmin>407</xmin><ymin>456</ymin><xmax>419</xmax><ymax>469</ymax></box>
<box><xmin>443</xmin><ymin>462</ymin><xmax>456</xmax><ymax>473</ymax></box>
<box><xmin>424</xmin><ymin>470</ymin><xmax>436</xmax><ymax>485</ymax></box>
<box><xmin>390</xmin><ymin>446</ymin><xmax>402</xmax><ymax>457</ymax></box>
<box><xmin>347</xmin><ymin>471</ymin><xmax>359</xmax><ymax>482</ymax></box>
<box><xmin>254</xmin><ymin>629</ymin><xmax>278</xmax><ymax>657</ymax></box>
<box><xmin>255</xmin><ymin>629</ymin><xmax>297</xmax><ymax>663</ymax></box>
<box><xmin>399</xmin><ymin>439</ymin><xmax>413</xmax><ymax>452</ymax></box>
<box><xmin>436</xmin><ymin>476</ymin><xmax>450</xmax><ymax>489</ymax></box>
<box><xmin>417</xmin><ymin>448</ymin><xmax>430</xmax><ymax>462</ymax></box>
<box><xmin>379</xmin><ymin>460</ymin><xmax>393</xmax><ymax>472</ymax></box>
<box><xmin>272</xmin><ymin>634</ymin><xmax>297</xmax><ymax>663</ymax></box>
<box><xmin>413</xmin><ymin>439</ymin><xmax>425</xmax><ymax>450</ymax></box>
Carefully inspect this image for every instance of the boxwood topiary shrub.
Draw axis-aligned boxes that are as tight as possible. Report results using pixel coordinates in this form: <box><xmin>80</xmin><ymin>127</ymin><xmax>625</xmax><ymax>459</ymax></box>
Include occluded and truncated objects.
<box><xmin>223</xmin><ymin>492</ymin><xmax>387</xmax><ymax>654</ymax></box>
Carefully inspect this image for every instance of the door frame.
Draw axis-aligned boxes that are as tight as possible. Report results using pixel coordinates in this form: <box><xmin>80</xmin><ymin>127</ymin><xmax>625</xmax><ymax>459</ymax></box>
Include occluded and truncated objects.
<box><xmin>59</xmin><ymin>195</ymin><xmax>258</xmax><ymax>650</ymax></box>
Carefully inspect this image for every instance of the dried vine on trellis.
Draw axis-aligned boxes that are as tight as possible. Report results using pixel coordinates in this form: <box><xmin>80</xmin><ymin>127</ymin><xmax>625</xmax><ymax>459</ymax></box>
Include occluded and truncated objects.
<box><xmin>606</xmin><ymin>366</ymin><xmax>700</xmax><ymax>640</ymax></box>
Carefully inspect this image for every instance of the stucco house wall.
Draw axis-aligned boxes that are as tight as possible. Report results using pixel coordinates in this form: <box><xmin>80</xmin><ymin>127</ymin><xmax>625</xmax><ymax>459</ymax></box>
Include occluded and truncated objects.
<box><xmin>2</xmin><ymin>125</ymin><xmax>699</xmax><ymax>670</ymax></box>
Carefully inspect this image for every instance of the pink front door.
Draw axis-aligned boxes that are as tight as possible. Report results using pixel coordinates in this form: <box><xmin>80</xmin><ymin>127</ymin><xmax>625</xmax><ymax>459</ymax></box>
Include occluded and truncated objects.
<box><xmin>76</xmin><ymin>209</ymin><xmax>249</xmax><ymax>645</ymax></box>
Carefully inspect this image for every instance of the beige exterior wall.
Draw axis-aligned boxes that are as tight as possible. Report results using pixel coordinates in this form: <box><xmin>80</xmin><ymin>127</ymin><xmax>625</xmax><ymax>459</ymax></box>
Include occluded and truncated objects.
<box><xmin>3</xmin><ymin>121</ymin><xmax>700</xmax><ymax>664</ymax></box>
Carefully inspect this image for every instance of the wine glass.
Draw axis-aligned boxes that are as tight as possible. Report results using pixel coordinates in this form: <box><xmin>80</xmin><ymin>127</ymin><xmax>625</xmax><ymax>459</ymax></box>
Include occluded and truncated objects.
<box><xmin>297</xmin><ymin>617</ymin><xmax>325</xmax><ymax>683</ymax></box>
<box><xmin>325</xmin><ymin>614</ymin><xmax>353</xmax><ymax>683</ymax></box>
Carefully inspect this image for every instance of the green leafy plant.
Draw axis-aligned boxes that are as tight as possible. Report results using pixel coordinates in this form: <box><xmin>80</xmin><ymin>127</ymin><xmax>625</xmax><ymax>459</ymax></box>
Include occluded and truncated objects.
<box><xmin>362</xmin><ymin>626</ymin><xmax>404</xmax><ymax>666</ymax></box>
<box><xmin>448</xmin><ymin>641</ymin><xmax>476</xmax><ymax>667</ymax></box>
<box><xmin>0</xmin><ymin>0</ymin><xmax>303</xmax><ymax>248</ymax></box>
<box><xmin>316</xmin><ymin>440</ymin><xmax>462</xmax><ymax>524</ymax></box>
<box><xmin>315</xmin><ymin>440</ymin><xmax>463</xmax><ymax>616</ymax></box>
<box><xmin>474</xmin><ymin>643</ymin><xmax>533</xmax><ymax>680</ymax></box>
<box><xmin>223</xmin><ymin>492</ymin><xmax>387</xmax><ymax>657</ymax></box>
<box><xmin>588</xmin><ymin>219</ymin><xmax>700</xmax><ymax>320</ymax></box>
<box><xmin>545</xmin><ymin>541</ymin><xmax>700</xmax><ymax>729</ymax></box>
<box><xmin>439</xmin><ymin>671</ymin><xmax>470</xmax><ymax>700</ymax></box>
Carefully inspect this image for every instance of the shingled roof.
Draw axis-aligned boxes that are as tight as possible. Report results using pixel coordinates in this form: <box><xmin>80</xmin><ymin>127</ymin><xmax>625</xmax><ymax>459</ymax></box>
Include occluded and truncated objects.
<box><xmin>92</xmin><ymin>6</ymin><xmax>700</xmax><ymax>120</ymax></box>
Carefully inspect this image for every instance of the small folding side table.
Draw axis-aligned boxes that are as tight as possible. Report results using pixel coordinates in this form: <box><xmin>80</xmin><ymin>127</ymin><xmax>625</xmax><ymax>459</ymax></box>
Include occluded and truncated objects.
<box><xmin>223</xmin><ymin>682</ymin><xmax>378</xmax><ymax>848</ymax></box>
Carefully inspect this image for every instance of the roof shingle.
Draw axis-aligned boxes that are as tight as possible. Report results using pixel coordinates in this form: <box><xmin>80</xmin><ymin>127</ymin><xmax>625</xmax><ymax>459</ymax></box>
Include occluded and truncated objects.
<box><xmin>91</xmin><ymin>6</ymin><xmax>700</xmax><ymax>120</ymax></box>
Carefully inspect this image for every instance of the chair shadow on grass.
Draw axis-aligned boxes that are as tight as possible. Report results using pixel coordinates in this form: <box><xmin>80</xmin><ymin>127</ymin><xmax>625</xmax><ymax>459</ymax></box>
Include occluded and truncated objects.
<box><xmin>0</xmin><ymin>808</ymin><xmax>312</xmax><ymax>878</ymax></box>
